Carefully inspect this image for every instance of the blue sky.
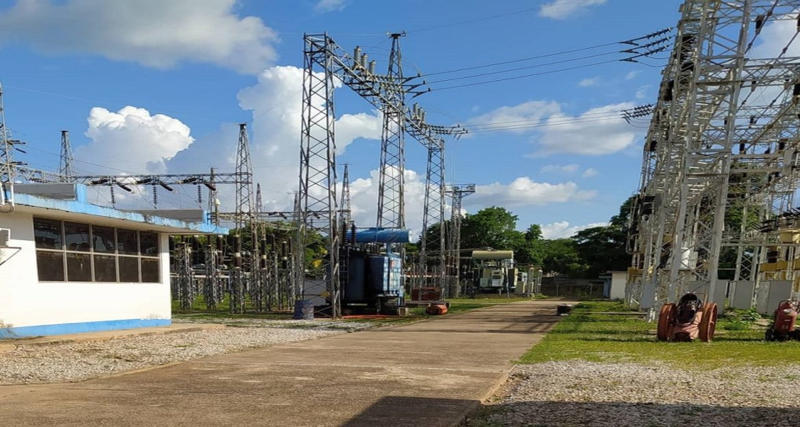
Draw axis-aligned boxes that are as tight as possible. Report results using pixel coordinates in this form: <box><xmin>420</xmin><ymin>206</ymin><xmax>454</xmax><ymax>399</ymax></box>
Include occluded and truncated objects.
<box><xmin>0</xmin><ymin>0</ymin><xmax>682</xmax><ymax>237</ymax></box>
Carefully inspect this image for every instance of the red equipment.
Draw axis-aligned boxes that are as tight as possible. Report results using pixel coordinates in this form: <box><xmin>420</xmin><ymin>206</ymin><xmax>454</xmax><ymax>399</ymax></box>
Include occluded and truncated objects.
<box><xmin>765</xmin><ymin>300</ymin><xmax>800</xmax><ymax>341</ymax></box>
<box><xmin>657</xmin><ymin>293</ymin><xmax>717</xmax><ymax>342</ymax></box>
<box><xmin>425</xmin><ymin>303</ymin><xmax>448</xmax><ymax>315</ymax></box>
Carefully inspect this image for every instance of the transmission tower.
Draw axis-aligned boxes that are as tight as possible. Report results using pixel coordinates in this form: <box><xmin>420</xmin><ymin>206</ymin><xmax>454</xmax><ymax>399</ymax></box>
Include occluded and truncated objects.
<box><xmin>59</xmin><ymin>130</ymin><xmax>75</xmax><ymax>181</ymax></box>
<box><xmin>628</xmin><ymin>0</ymin><xmax>800</xmax><ymax>316</ymax></box>
<box><xmin>419</xmin><ymin>138</ymin><xmax>446</xmax><ymax>291</ymax></box>
<box><xmin>299</xmin><ymin>34</ymin><xmax>342</xmax><ymax>317</ymax></box>
<box><xmin>341</xmin><ymin>163</ymin><xmax>352</xmax><ymax>228</ymax></box>
<box><xmin>232</xmin><ymin>123</ymin><xmax>258</xmax><ymax>313</ymax></box>
<box><xmin>376</xmin><ymin>33</ymin><xmax>406</xmax><ymax>230</ymax></box>
<box><xmin>446</xmin><ymin>184</ymin><xmax>475</xmax><ymax>297</ymax></box>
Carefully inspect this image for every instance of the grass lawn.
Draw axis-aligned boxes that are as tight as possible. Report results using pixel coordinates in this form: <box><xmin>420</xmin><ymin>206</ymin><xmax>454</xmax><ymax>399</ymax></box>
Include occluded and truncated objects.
<box><xmin>519</xmin><ymin>300</ymin><xmax>800</xmax><ymax>368</ymax></box>
<box><xmin>173</xmin><ymin>294</ymin><xmax>536</xmax><ymax>325</ymax></box>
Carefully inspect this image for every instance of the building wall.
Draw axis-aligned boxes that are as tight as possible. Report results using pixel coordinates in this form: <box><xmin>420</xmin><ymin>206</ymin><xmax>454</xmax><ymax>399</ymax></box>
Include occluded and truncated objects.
<box><xmin>0</xmin><ymin>211</ymin><xmax>171</xmax><ymax>337</ymax></box>
<box><xmin>610</xmin><ymin>271</ymin><xmax>627</xmax><ymax>300</ymax></box>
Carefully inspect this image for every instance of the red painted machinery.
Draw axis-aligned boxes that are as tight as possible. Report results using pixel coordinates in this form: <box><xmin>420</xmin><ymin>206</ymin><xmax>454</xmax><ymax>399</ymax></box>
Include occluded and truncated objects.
<box><xmin>425</xmin><ymin>303</ymin><xmax>448</xmax><ymax>315</ymax></box>
<box><xmin>765</xmin><ymin>300</ymin><xmax>799</xmax><ymax>341</ymax></box>
<box><xmin>657</xmin><ymin>293</ymin><xmax>717</xmax><ymax>342</ymax></box>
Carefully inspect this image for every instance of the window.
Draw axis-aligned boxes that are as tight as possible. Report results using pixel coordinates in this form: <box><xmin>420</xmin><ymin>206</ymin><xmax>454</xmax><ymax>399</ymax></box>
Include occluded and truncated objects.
<box><xmin>32</xmin><ymin>217</ymin><xmax>161</xmax><ymax>283</ymax></box>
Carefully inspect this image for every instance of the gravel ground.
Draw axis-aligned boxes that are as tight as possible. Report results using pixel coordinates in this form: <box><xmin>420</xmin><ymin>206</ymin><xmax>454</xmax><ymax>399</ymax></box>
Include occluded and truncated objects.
<box><xmin>0</xmin><ymin>321</ymin><xmax>367</xmax><ymax>385</ymax></box>
<box><xmin>470</xmin><ymin>361</ymin><xmax>800</xmax><ymax>426</ymax></box>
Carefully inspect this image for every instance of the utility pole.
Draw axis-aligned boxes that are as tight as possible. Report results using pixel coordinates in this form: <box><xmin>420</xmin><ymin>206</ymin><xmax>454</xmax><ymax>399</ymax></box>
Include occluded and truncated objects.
<box><xmin>232</xmin><ymin>123</ymin><xmax>257</xmax><ymax>313</ymax></box>
<box><xmin>0</xmin><ymin>83</ymin><xmax>18</xmax><ymax>207</ymax></box>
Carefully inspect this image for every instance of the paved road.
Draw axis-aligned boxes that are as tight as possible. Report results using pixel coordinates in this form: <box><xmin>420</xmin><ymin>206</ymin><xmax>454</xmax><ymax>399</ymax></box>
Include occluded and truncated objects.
<box><xmin>0</xmin><ymin>300</ymin><xmax>562</xmax><ymax>426</ymax></box>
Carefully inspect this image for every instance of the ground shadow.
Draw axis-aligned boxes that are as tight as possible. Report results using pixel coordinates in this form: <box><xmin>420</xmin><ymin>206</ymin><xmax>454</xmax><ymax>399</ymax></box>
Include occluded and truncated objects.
<box><xmin>467</xmin><ymin>400</ymin><xmax>800</xmax><ymax>426</ymax></box>
<box><xmin>344</xmin><ymin>395</ymin><xmax>478</xmax><ymax>427</ymax></box>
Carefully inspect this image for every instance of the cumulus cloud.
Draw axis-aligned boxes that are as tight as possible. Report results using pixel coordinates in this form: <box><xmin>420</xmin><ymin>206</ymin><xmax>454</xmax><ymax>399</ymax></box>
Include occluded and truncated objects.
<box><xmin>314</xmin><ymin>0</ymin><xmax>348</xmax><ymax>13</ymax></box>
<box><xmin>168</xmin><ymin>65</ymin><xmax>382</xmax><ymax>211</ymax></box>
<box><xmin>578</xmin><ymin>77</ymin><xmax>600</xmax><ymax>87</ymax></box>
<box><xmin>539</xmin><ymin>0</ymin><xmax>607</xmax><ymax>20</ymax></box>
<box><xmin>537</xmin><ymin>102</ymin><xmax>639</xmax><ymax>156</ymax></box>
<box><xmin>473</xmin><ymin>100</ymin><xmax>642</xmax><ymax>156</ymax></box>
<box><xmin>74</xmin><ymin>106</ymin><xmax>194</xmax><ymax>175</ymax></box>
<box><xmin>0</xmin><ymin>0</ymin><xmax>278</xmax><ymax>73</ymax></box>
<box><xmin>349</xmin><ymin>168</ymin><xmax>428</xmax><ymax>236</ymax></box>
<box><xmin>468</xmin><ymin>100</ymin><xmax>561</xmax><ymax>134</ymax></box>
<box><xmin>541</xmin><ymin>221</ymin><xmax>608</xmax><ymax>239</ymax></box>
<box><xmin>468</xmin><ymin>177</ymin><xmax>595</xmax><ymax>208</ymax></box>
<box><xmin>540</xmin><ymin>164</ymin><xmax>579</xmax><ymax>174</ymax></box>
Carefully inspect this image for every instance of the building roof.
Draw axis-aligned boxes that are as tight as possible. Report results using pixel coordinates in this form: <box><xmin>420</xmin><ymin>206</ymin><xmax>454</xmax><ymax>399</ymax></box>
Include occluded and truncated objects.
<box><xmin>7</xmin><ymin>183</ymin><xmax>228</xmax><ymax>235</ymax></box>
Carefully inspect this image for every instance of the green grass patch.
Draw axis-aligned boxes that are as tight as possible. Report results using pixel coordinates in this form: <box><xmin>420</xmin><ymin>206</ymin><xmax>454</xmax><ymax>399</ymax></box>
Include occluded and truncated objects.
<box><xmin>519</xmin><ymin>301</ymin><xmax>800</xmax><ymax>368</ymax></box>
<box><xmin>173</xmin><ymin>295</ymin><xmax>537</xmax><ymax>326</ymax></box>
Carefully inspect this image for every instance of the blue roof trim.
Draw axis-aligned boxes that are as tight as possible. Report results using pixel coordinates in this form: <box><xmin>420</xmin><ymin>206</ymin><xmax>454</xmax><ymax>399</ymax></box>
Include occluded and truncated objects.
<box><xmin>14</xmin><ymin>185</ymin><xmax>228</xmax><ymax>234</ymax></box>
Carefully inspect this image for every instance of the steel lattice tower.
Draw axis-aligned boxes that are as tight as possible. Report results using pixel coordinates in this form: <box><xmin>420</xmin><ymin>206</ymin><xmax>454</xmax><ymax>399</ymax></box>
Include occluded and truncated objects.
<box><xmin>628</xmin><ymin>0</ymin><xmax>800</xmax><ymax>316</ymax></box>
<box><xmin>298</xmin><ymin>34</ymin><xmax>341</xmax><ymax>317</ymax></box>
<box><xmin>446</xmin><ymin>184</ymin><xmax>475</xmax><ymax>297</ymax></box>
<box><xmin>59</xmin><ymin>130</ymin><xmax>75</xmax><ymax>182</ymax></box>
<box><xmin>232</xmin><ymin>123</ymin><xmax>258</xmax><ymax>313</ymax></box>
<box><xmin>419</xmin><ymin>139</ymin><xmax>446</xmax><ymax>291</ymax></box>
<box><xmin>341</xmin><ymin>163</ymin><xmax>352</xmax><ymax>228</ymax></box>
<box><xmin>377</xmin><ymin>33</ymin><xmax>406</xmax><ymax>229</ymax></box>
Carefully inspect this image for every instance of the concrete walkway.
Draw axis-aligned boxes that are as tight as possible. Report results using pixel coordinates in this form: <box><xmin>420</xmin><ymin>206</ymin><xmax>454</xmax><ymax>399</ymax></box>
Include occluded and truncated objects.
<box><xmin>0</xmin><ymin>300</ymin><xmax>562</xmax><ymax>426</ymax></box>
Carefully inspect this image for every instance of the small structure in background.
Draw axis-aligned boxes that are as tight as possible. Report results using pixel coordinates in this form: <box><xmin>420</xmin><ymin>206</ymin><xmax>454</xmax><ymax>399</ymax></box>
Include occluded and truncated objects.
<box><xmin>0</xmin><ymin>183</ymin><xmax>227</xmax><ymax>338</ymax></box>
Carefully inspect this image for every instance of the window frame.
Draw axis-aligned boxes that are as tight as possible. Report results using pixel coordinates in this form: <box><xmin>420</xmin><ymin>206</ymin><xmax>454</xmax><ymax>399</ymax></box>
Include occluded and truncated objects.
<box><xmin>32</xmin><ymin>217</ymin><xmax>161</xmax><ymax>284</ymax></box>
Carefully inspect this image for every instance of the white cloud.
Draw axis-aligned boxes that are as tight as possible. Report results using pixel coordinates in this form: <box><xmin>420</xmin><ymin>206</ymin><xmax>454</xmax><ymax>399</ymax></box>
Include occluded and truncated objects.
<box><xmin>468</xmin><ymin>100</ymin><xmax>561</xmax><ymax>134</ymax></box>
<box><xmin>314</xmin><ymin>0</ymin><xmax>348</xmax><ymax>13</ymax></box>
<box><xmin>349</xmin><ymin>168</ymin><xmax>427</xmax><ymax>236</ymax></box>
<box><xmin>539</xmin><ymin>0</ymin><xmax>607</xmax><ymax>20</ymax></box>
<box><xmin>0</xmin><ymin>0</ymin><xmax>278</xmax><ymax>74</ymax></box>
<box><xmin>625</xmin><ymin>70</ymin><xmax>640</xmax><ymax>80</ymax></box>
<box><xmin>469</xmin><ymin>177</ymin><xmax>595</xmax><ymax>208</ymax></box>
<box><xmin>540</xmin><ymin>164</ymin><xmax>580</xmax><ymax>174</ymax></box>
<box><xmin>541</xmin><ymin>221</ymin><xmax>608</xmax><ymax>239</ymax></box>
<box><xmin>168</xmin><ymin>65</ymin><xmax>382</xmax><ymax>211</ymax></box>
<box><xmin>582</xmin><ymin>168</ymin><xmax>598</xmax><ymax>178</ymax></box>
<box><xmin>474</xmin><ymin>100</ymin><xmax>642</xmax><ymax>156</ymax></box>
<box><xmin>578</xmin><ymin>77</ymin><xmax>600</xmax><ymax>87</ymax></box>
<box><xmin>537</xmin><ymin>102</ymin><xmax>639</xmax><ymax>156</ymax></box>
<box><xmin>74</xmin><ymin>106</ymin><xmax>194</xmax><ymax>175</ymax></box>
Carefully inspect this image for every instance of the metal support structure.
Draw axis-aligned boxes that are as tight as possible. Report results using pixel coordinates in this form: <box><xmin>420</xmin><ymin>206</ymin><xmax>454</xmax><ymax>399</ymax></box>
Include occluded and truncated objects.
<box><xmin>340</xmin><ymin>164</ymin><xmax>352</xmax><ymax>228</ymax></box>
<box><xmin>59</xmin><ymin>130</ymin><xmax>74</xmax><ymax>182</ymax></box>
<box><xmin>299</xmin><ymin>34</ymin><xmax>341</xmax><ymax>317</ymax></box>
<box><xmin>233</xmin><ymin>123</ymin><xmax>258</xmax><ymax>313</ymax></box>
<box><xmin>446</xmin><ymin>184</ymin><xmax>475</xmax><ymax>297</ymax></box>
<box><xmin>628</xmin><ymin>0</ymin><xmax>800</xmax><ymax>314</ymax></box>
<box><xmin>376</xmin><ymin>33</ymin><xmax>406</xmax><ymax>230</ymax></box>
<box><xmin>1</xmin><ymin>83</ymin><xmax>17</xmax><ymax>207</ymax></box>
<box><xmin>419</xmin><ymin>141</ymin><xmax>446</xmax><ymax>293</ymax></box>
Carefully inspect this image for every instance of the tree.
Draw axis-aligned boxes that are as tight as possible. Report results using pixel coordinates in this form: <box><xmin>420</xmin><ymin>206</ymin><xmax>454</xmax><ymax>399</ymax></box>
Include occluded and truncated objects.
<box><xmin>460</xmin><ymin>206</ymin><xmax>523</xmax><ymax>250</ymax></box>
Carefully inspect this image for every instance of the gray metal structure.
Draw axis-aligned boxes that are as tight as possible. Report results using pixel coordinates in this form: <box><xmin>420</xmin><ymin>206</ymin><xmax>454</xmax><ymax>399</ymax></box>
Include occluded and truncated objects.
<box><xmin>377</xmin><ymin>33</ymin><xmax>406</xmax><ymax>230</ymax></box>
<box><xmin>627</xmin><ymin>0</ymin><xmax>800</xmax><ymax>317</ymax></box>
<box><xmin>58</xmin><ymin>130</ymin><xmax>75</xmax><ymax>182</ymax></box>
<box><xmin>446</xmin><ymin>184</ymin><xmax>475</xmax><ymax>297</ymax></box>
<box><xmin>297</xmin><ymin>33</ymin><xmax>465</xmax><ymax>317</ymax></box>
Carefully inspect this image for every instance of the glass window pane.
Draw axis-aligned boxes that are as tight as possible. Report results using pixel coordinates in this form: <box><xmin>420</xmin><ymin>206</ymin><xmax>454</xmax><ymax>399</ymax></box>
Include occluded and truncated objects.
<box><xmin>94</xmin><ymin>255</ymin><xmax>117</xmax><ymax>282</ymax></box>
<box><xmin>141</xmin><ymin>258</ymin><xmax>159</xmax><ymax>283</ymax></box>
<box><xmin>64</xmin><ymin>222</ymin><xmax>91</xmax><ymax>252</ymax></box>
<box><xmin>140</xmin><ymin>232</ymin><xmax>158</xmax><ymax>256</ymax></box>
<box><xmin>33</xmin><ymin>218</ymin><xmax>62</xmax><ymax>249</ymax></box>
<box><xmin>66</xmin><ymin>253</ymin><xmax>92</xmax><ymax>281</ymax></box>
<box><xmin>117</xmin><ymin>229</ymin><xmax>139</xmax><ymax>255</ymax></box>
<box><xmin>36</xmin><ymin>251</ymin><xmax>64</xmax><ymax>281</ymax></box>
<box><xmin>92</xmin><ymin>226</ymin><xmax>115</xmax><ymax>253</ymax></box>
<box><xmin>119</xmin><ymin>256</ymin><xmax>139</xmax><ymax>282</ymax></box>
